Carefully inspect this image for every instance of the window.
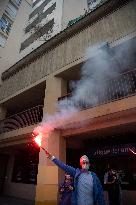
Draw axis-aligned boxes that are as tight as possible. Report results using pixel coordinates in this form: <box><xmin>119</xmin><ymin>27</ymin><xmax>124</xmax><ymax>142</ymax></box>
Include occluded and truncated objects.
<box><xmin>33</xmin><ymin>0</ymin><xmax>41</xmax><ymax>7</ymax></box>
<box><xmin>0</xmin><ymin>16</ymin><xmax>12</xmax><ymax>35</ymax></box>
<box><xmin>88</xmin><ymin>0</ymin><xmax>102</xmax><ymax>10</ymax></box>
<box><xmin>12</xmin><ymin>146</ymin><xmax>39</xmax><ymax>184</ymax></box>
<box><xmin>15</xmin><ymin>0</ymin><xmax>22</xmax><ymax>6</ymax></box>
<box><xmin>0</xmin><ymin>35</ymin><xmax>7</xmax><ymax>47</ymax></box>
<box><xmin>5</xmin><ymin>2</ymin><xmax>18</xmax><ymax>18</ymax></box>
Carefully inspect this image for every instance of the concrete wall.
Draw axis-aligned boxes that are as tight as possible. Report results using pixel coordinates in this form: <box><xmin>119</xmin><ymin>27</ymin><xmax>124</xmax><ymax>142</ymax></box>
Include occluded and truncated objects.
<box><xmin>0</xmin><ymin>106</ymin><xmax>6</xmax><ymax>120</ymax></box>
<box><xmin>0</xmin><ymin>0</ymin><xmax>9</xmax><ymax>17</ymax></box>
<box><xmin>62</xmin><ymin>0</ymin><xmax>109</xmax><ymax>29</ymax></box>
<box><xmin>20</xmin><ymin>0</ymin><xmax>63</xmax><ymax>59</ymax></box>
<box><xmin>0</xmin><ymin>0</ymin><xmax>32</xmax><ymax>79</ymax></box>
<box><xmin>62</xmin><ymin>0</ymin><xmax>88</xmax><ymax>29</ymax></box>
<box><xmin>0</xmin><ymin>124</ymin><xmax>36</xmax><ymax>148</ymax></box>
<box><xmin>3</xmin><ymin>151</ymin><xmax>36</xmax><ymax>200</ymax></box>
<box><xmin>35</xmin><ymin>76</ymin><xmax>67</xmax><ymax>205</ymax></box>
<box><xmin>61</xmin><ymin>95</ymin><xmax>136</xmax><ymax>137</ymax></box>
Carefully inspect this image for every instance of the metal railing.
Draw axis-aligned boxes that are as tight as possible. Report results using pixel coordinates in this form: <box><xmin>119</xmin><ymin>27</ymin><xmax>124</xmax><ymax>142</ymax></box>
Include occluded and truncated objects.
<box><xmin>58</xmin><ymin>69</ymin><xmax>136</xmax><ymax>109</ymax></box>
<box><xmin>15</xmin><ymin>0</ymin><xmax>22</xmax><ymax>6</ymax></box>
<box><xmin>5</xmin><ymin>6</ymin><xmax>17</xmax><ymax>19</ymax></box>
<box><xmin>0</xmin><ymin>18</ymin><xmax>12</xmax><ymax>35</ymax></box>
<box><xmin>0</xmin><ymin>105</ymin><xmax>43</xmax><ymax>134</ymax></box>
<box><xmin>1</xmin><ymin>70</ymin><xmax>136</xmax><ymax>134</ymax></box>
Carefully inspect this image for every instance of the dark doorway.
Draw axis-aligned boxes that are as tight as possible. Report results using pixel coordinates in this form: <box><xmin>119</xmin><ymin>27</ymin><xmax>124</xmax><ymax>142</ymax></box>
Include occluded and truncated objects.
<box><xmin>0</xmin><ymin>154</ymin><xmax>8</xmax><ymax>193</ymax></box>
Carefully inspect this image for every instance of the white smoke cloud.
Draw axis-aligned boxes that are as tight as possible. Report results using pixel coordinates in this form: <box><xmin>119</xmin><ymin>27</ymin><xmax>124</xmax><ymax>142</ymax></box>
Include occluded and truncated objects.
<box><xmin>58</xmin><ymin>42</ymin><xmax>119</xmax><ymax>111</ymax></box>
<box><xmin>35</xmin><ymin>41</ymin><xmax>134</xmax><ymax>134</ymax></box>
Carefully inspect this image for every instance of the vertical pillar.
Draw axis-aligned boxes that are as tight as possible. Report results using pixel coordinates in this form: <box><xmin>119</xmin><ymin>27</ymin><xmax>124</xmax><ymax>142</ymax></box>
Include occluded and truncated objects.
<box><xmin>0</xmin><ymin>105</ymin><xmax>6</xmax><ymax>120</ymax></box>
<box><xmin>35</xmin><ymin>76</ymin><xmax>67</xmax><ymax>205</ymax></box>
<box><xmin>3</xmin><ymin>154</ymin><xmax>14</xmax><ymax>193</ymax></box>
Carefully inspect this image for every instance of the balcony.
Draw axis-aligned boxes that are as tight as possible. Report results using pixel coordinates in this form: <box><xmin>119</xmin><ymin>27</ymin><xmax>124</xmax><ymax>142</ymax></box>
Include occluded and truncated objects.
<box><xmin>5</xmin><ymin>6</ymin><xmax>17</xmax><ymax>20</ymax></box>
<box><xmin>58</xmin><ymin>69</ymin><xmax>136</xmax><ymax>109</ymax></box>
<box><xmin>0</xmin><ymin>18</ymin><xmax>12</xmax><ymax>36</ymax></box>
<box><xmin>10</xmin><ymin>0</ymin><xmax>22</xmax><ymax>9</ymax></box>
<box><xmin>0</xmin><ymin>105</ymin><xmax>43</xmax><ymax>134</ymax></box>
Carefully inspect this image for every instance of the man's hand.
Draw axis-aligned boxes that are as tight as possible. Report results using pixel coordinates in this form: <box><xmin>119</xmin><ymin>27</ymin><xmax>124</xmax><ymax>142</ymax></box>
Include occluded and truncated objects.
<box><xmin>46</xmin><ymin>152</ymin><xmax>52</xmax><ymax>159</ymax></box>
<box><xmin>60</xmin><ymin>187</ymin><xmax>65</xmax><ymax>193</ymax></box>
<box><xmin>69</xmin><ymin>185</ymin><xmax>73</xmax><ymax>191</ymax></box>
<box><xmin>45</xmin><ymin>151</ymin><xmax>55</xmax><ymax>160</ymax></box>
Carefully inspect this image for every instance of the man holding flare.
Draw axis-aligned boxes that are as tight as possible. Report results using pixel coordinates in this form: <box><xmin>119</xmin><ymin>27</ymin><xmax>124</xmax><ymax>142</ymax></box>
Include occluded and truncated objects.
<box><xmin>46</xmin><ymin>152</ymin><xmax>105</xmax><ymax>205</ymax></box>
<box><xmin>33</xmin><ymin>132</ymin><xmax>105</xmax><ymax>205</ymax></box>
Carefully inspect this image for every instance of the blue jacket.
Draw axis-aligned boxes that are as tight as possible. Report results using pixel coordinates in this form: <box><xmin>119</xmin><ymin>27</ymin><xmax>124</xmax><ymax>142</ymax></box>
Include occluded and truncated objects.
<box><xmin>53</xmin><ymin>158</ymin><xmax>105</xmax><ymax>205</ymax></box>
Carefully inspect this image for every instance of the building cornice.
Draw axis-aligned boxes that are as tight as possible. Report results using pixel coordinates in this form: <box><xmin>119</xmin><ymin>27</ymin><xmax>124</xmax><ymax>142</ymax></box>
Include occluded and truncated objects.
<box><xmin>2</xmin><ymin>0</ymin><xmax>131</xmax><ymax>81</ymax></box>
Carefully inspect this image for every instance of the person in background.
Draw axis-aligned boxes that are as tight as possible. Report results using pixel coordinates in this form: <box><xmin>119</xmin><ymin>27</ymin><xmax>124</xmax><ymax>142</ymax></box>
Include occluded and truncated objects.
<box><xmin>46</xmin><ymin>152</ymin><xmax>105</xmax><ymax>205</ymax></box>
<box><xmin>59</xmin><ymin>172</ymin><xmax>74</xmax><ymax>205</ymax></box>
<box><xmin>104</xmin><ymin>168</ymin><xmax>121</xmax><ymax>205</ymax></box>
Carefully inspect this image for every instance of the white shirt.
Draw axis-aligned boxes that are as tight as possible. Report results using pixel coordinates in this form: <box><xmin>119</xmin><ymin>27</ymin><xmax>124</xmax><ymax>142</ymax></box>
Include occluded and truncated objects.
<box><xmin>77</xmin><ymin>171</ymin><xmax>94</xmax><ymax>205</ymax></box>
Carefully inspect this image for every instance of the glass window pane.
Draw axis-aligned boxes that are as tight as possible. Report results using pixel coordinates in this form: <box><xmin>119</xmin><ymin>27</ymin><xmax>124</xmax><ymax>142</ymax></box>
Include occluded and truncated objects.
<box><xmin>15</xmin><ymin>0</ymin><xmax>22</xmax><ymax>6</ymax></box>
<box><xmin>5</xmin><ymin>2</ymin><xmax>18</xmax><ymax>18</ymax></box>
<box><xmin>0</xmin><ymin>17</ymin><xmax>12</xmax><ymax>35</ymax></box>
<box><xmin>0</xmin><ymin>35</ymin><xmax>7</xmax><ymax>47</ymax></box>
<box><xmin>88</xmin><ymin>0</ymin><xmax>102</xmax><ymax>10</ymax></box>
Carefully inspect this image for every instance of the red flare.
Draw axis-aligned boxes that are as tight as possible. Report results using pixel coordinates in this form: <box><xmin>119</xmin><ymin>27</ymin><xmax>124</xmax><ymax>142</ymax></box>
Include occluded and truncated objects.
<box><xmin>32</xmin><ymin>132</ymin><xmax>49</xmax><ymax>155</ymax></box>
<box><xmin>33</xmin><ymin>133</ymin><xmax>42</xmax><ymax>147</ymax></box>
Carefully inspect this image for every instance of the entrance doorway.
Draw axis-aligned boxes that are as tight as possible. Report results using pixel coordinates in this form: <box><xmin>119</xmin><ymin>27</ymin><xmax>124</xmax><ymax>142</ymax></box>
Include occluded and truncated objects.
<box><xmin>0</xmin><ymin>155</ymin><xmax>8</xmax><ymax>193</ymax></box>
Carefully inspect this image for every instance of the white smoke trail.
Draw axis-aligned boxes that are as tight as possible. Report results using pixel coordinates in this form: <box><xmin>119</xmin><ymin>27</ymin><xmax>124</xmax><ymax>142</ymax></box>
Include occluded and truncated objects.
<box><xmin>34</xmin><ymin>41</ymin><xmax>133</xmax><ymax>134</ymax></box>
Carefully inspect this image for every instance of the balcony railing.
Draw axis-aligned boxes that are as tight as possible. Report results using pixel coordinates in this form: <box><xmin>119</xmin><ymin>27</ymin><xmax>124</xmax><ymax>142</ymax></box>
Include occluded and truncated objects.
<box><xmin>11</xmin><ymin>0</ymin><xmax>22</xmax><ymax>8</ymax></box>
<box><xmin>5</xmin><ymin>5</ymin><xmax>17</xmax><ymax>19</ymax></box>
<box><xmin>0</xmin><ymin>18</ymin><xmax>12</xmax><ymax>35</ymax></box>
<box><xmin>15</xmin><ymin>0</ymin><xmax>22</xmax><ymax>6</ymax></box>
<box><xmin>0</xmin><ymin>105</ymin><xmax>43</xmax><ymax>134</ymax></box>
<box><xmin>58</xmin><ymin>69</ymin><xmax>136</xmax><ymax>109</ymax></box>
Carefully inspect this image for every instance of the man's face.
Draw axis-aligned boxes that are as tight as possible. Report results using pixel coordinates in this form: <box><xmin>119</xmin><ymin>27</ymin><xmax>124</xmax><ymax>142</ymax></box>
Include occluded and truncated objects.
<box><xmin>80</xmin><ymin>160</ymin><xmax>90</xmax><ymax>170</ymax></box>
<box><xmin>109</xmin><ymin>169</ymin><xmax>113</xmax><ymax>175</ymax></box>
<box><xmin>65</xmin><ymin>173</ymin><xmax>71</xmax><ymax>180</ymax></box>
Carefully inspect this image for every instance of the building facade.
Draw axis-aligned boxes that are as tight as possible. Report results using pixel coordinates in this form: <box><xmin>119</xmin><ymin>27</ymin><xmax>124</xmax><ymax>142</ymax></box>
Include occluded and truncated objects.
<box><xmin>0</xmin><ymin>0</ymin><xmax>136</xmax><ymax>205</ymax></box>
<box><xmin>20</xmin><ymin>0</ymin><xmax>109</xmax><ymax>59</ymax></box>
<box><xmin>0</xmin><ymin>0</ymin><xmax>32</xmax><ymax>78</ymax></box>
<box><xmin>20</xmin><ymin>0</ymin><xmax>64</xmax><ymax>59</ymax></box>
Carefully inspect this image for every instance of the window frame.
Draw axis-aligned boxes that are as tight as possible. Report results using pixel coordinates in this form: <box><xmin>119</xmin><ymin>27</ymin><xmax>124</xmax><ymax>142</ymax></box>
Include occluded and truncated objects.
<box><xmin>5</xmin><ymin>2</ymin><xmax>18</xmax><ymax>19</ymax></box>
<box><xmin>0</xmin><ymin>16</ymin><xmax>12</xmax><ymax>35</ymax></box>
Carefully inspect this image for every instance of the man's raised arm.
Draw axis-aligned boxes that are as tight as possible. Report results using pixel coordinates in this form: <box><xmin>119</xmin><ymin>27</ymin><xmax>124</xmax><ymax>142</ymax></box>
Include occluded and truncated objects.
<box><xmin>46</xmin><ymin>152</ymin><xmax>76</xmax><ymax>177</ymax></box>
